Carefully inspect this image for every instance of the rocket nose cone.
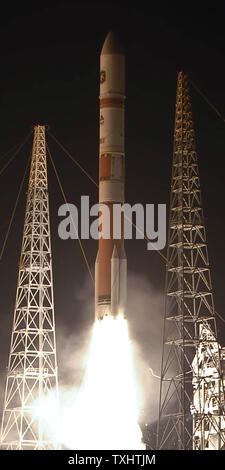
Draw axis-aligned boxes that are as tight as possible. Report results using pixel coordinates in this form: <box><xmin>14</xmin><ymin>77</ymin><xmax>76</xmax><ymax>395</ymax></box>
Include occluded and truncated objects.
<box><xmin>111</xmin><ymin>244</ymin><xmax>119</xmax><ymax>259</ymax></box>
<box><xmin>101</xmin><ymin>31</ymin><xmax>124</xmax><ymax>55</ymax></box>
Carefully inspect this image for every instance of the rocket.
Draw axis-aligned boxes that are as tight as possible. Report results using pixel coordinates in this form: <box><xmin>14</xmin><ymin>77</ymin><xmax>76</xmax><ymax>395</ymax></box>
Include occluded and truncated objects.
<box><xmin>95</xmin><ymin>32</ymin><xmax>127</xmax><ymax>320</ymax></box>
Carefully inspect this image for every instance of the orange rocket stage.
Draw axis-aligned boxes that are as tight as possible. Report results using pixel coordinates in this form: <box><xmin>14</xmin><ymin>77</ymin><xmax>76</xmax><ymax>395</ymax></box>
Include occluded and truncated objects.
<box><xmin>95</xmin><ymin>32</ymin><xmax>127</xmax><ymax>320</ymax></box>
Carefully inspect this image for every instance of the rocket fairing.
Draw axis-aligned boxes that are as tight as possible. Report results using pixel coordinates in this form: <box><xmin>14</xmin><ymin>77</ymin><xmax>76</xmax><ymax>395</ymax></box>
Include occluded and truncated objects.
<box><xmin>95</xmin><ymin>32</ymin><xmax>127</xmax><ymax>320</ymax></box>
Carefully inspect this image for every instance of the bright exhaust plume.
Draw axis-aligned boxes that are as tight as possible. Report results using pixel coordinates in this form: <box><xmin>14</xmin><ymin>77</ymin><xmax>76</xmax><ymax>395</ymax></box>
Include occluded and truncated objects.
<box><xmin>34</xmin><ymin>315</ymin><xmax>144</xmax><ymax>449</ymax></box>
<box><xmin>60</xmin><ymin>315</ymin><xmax>144</xmax><ymax>449</ymax></box>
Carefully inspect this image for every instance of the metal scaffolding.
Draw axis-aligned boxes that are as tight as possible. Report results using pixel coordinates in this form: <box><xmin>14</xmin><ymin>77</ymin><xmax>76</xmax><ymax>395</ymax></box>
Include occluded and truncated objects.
<box><xmin>0</xmin><ymin>125</ymin><xmax>58</xmax><ymax>449</ymax></box>
<box><xmin>157</xmin><ymin>71</ymin><xmax>225</xmax><ymax>449</ymax></box>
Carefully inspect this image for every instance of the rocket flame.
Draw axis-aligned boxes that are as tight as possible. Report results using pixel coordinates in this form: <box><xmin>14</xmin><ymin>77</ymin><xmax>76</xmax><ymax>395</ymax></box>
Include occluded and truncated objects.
<box><xmin>33</xmin><ymin>315</ymin><xmax>145</xmax><ymax>449</ymax></box>
<box><xmin>60</xmin><ymin>314</ymin><xmax>144</xmax><ymax>449</ymax></box>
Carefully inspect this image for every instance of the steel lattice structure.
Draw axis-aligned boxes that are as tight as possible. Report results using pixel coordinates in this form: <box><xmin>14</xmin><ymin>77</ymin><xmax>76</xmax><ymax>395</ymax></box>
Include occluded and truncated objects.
<box><xmin>157</xmin><ymin>71</ymin><xmax>225</xmax><ymax>449</ymax></box>
<box><xmin>0</xmin><ymin>125</ymin><xmax>58</xmax><ymax>449</ymax></box>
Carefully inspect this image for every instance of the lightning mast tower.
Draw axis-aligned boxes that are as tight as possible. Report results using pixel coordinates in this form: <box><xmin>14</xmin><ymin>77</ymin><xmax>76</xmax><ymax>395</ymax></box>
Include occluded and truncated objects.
<box><xmin>0</xmin><ymin>125</ymin><xmax>58</xmax><ymax>449</ymax></box>
<box><xmin>157</xmin><ymin>72</ymin><xmax>225</xmax><ymax>450</ymax></box>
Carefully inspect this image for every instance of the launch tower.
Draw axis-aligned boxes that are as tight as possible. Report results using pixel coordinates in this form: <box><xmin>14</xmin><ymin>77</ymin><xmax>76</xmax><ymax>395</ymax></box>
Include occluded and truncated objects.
<box><xmin>157</xmin><ymin>72</ymin><xmax>225</xmax><ymax>450</ymax></box>
<box><xmin>0</xmin><ymin>125</ymin><xmax>58</xmax><ymax>449</ymax></box>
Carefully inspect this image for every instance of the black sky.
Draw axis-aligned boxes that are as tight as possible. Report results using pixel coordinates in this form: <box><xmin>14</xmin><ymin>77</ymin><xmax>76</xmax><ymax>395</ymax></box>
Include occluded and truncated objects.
<box><xmin>0</xmin><ymin>2</ymin><xmax>225</xmax><ymax>407</ymax></box>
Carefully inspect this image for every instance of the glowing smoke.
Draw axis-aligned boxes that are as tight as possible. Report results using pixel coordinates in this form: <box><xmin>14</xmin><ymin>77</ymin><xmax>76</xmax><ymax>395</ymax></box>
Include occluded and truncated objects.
<box><xmin>31</xmin><ymin>272</ymin><xmax>164</xmax><ymax>449</ymax></box>
<box><xmin>56</xmin><ymin>272</ymin><xmax>164</xmax><ymax>448</ymax></box>
<box><xmin>59</xmin><ymin>314</ymin><xmax>144</xmax><ymax>449</ymax></box>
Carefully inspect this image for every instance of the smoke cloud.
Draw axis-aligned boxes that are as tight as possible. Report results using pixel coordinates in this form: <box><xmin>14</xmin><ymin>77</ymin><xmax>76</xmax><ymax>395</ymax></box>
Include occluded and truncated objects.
<box><xmin>56</xmin><ymin>270</ymin><xmax>164</xmax><ymax>426</ymax></box>
<box><xmin>127</xmin><ymin>273</ymin><xmax>164</xmax><ymax>425</ymax></box>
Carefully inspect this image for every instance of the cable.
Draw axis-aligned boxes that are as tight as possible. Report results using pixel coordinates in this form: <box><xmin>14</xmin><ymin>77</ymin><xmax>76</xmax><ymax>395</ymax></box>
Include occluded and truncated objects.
<box><xmin>189</xmin><ymin>79</ymin><xmax>225</xmax><ymax>323</ymax></box>
<box><xmin>46</xmin><ymin>130</ymin><xmax>225</xmax><ymax>324</ymax></box>
<box><xmin>46</xmin><ymin>141</ymin><xmax>94</xmax><ymax>284</ymax></box>
<box><xmin>0</xmin><ymin>131</ymin><xmax>32</xmax><ymax>177</ymax></box>
<box><xmin>213</xmin><ymin>309</ymin><xmax>225</xmax><ymax>324</ymax></box>
<box><xmin>0</xmin><ymin>141</ymin><xmax>25</xmax><ymax>164</ymax></box>
<box><xmin>47</xmin><ymin>130</ymin><xmax>168</xmax><ymax>263</ymax></box>
<box><xmin>0</xmin><ymin>152</ymin><xmax>31</xmax><ymax>261</ymax></box>
<box><xmin>47</xmin><ymin>130</ymin><xmax>98</xmax><ymax>188</ymax></box>
<box><xmin>190</xmin><ymin>79</ymin><xmax>225</xmax><ymax>125</ymax></box>
<box><xmin>0</xmin><ymin>130</ymin><xmax>32</xmax><ymax>163</ymax></box>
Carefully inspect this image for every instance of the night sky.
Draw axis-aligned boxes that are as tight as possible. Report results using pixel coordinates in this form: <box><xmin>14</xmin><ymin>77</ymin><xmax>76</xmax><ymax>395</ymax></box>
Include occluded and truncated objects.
<box><xmin>0</xmin><ymin>3</ymin><xmax>225</xmax><ymax>441</ymax></box>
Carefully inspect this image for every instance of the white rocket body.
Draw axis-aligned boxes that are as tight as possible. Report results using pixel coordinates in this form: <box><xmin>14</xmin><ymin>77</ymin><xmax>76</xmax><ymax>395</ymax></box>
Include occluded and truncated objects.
<box><xmin>95</xmin><ymin>32</ymin><xmax>127</xmax><ymax>320</ymax></box>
